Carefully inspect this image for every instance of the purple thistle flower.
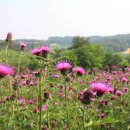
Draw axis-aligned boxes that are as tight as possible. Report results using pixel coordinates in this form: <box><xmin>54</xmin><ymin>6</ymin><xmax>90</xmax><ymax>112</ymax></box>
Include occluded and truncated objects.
<box><xmin>19</xmin><ymin>98</ymin><xmax>27</xmax><ymax>103</ymax></box>
<box><xmin>90</xmin><ymin>82</ymin><xmax>112</xmax><ymax>97</ymax></box>
<box><xmin>78</xmin><ymin>91</ymin><xmax>84</xmax><ymax>95</ymax></box>
<box><xmin>99</xmin><ymin>113</ymin><xmax>105</xmax><ymax>118</ymax></box>
<box><xmin>56</xmin><ymin>61</ymin><xmax>72</xmax><ymax>70</ymax></box>
<box><xmin>28</xmin><ymin>100</ymin><xmax>33</xmax><ymax>104</ymax></box>
<box><xmin>22</xmin><ymin>81</ymin><xmax>26</xmax><ymax>85</ymax></box>
<box><xmin>29</xmin><ymin>81</ymin><xmax>35</xmax><ymax>86</ymax></box>
<box><xmin>0</xmin><ymin>64</ymin><xmax>13</xmax><ymax>78</ymax></box>
<box><xmin>124</xmin><ymin>87</ymin><xmax>129</xmax><ymax>92</ymax></box>
<box><xmin>112</xmin><ymin>66</ymin><xmax>116</xmax><ymax>69</ymax></box>
<box><xmin>31</xmin><ymin>46</ymin><xmax>50</xmax><ymax>57</ymax></box>
<box><xmin>116</xmin><ymin>90</ymin><xmax>123</xmax><ymax>96</ymax></box>
<box><xmin>42</xmin><ymin>105</ymin><xmax>48</xmax><ymax>111</ymax></box>
<box><xmin>55</xmin><ymin>60</ymin><xmax>72</xmax><ymax>75</ymax></box>
<box><xmin>53</xmin><ymin>74</ymin><xmax>61</xmax><ymax>78</ymax></box>
<box><xmin>20</xmin><ymin>42</ymin><xmax>26</xmax><ymax>50</ymax></box>
<box><xmin>72</xmin><ymin>66</ymin><xmax>85</xmax><ymax>76</ymax></box>
<box><xmin>121</xmin><ymin>77</ymin><xmax>128</xmax><ymax>83</ymax></box>
<box><xmin>33</xmin><ymin>71</ymin><xmax>40</xmax><ymax>77</ymax></box>
<box><xmin>40</xmin><ymin>46</ymin><xmax>50</xmax><ymax>57</ymax></box>
<box><xmin>31</xmin><ymin>48</ymin><xmax>41</xmax><ymax>56</ymax></box>
<box><xmin>40</xmin><ymin>46</ymin><xmax>50</xmax><ymax>52</ymax></box>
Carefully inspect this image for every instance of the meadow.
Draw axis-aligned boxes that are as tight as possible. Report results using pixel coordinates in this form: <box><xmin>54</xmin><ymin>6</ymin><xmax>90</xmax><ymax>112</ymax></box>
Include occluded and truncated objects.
<box><xmin>0</xmin><ymin>33</ymin><xmax>130</xmax><ymax>130</ymax></box>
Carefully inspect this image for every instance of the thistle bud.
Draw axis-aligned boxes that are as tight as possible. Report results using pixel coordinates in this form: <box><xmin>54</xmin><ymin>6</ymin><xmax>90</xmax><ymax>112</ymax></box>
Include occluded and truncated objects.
<box><xmin>6</xmin><ymin>32</ymin><xmax>12</xmax><ymax>43</ymax></box>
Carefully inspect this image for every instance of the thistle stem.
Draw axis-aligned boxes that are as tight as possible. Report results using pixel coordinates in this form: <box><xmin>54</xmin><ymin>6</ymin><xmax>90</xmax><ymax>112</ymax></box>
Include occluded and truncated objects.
<box><xmin>82</xmin><ymin>105</ymin><xmax>85</xmax><ymax>130</ymax></box>
<box><xmin>65</xmin><ymin>83</ymin><xmax>70</xmax><ymax>130</ymax></box>
<box><xmin>18</xmin><ymin>51</ymin><xmax>23</xmax><ymax>73</ymax></box>
<box><xmin>47</xmin><ymin>100</ymin><xmax>50</xmax><ymax>129</ymax></box>
<box><xmin>5</xmin><ymin>44</ymin><xmax>9</xmax><ymax>64</ymax></box>
<box><xmin>39</xmin><ymin>68</ymin><xmax>42</xmax><ymax>130</ymax></box>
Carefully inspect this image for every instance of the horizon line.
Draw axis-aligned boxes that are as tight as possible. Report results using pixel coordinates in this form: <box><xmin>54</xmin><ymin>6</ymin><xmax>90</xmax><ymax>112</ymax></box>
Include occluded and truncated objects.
<box><xmin>1</xmin><ymin>33</ymin><xmax>130</xmax><ymax>40</ymax></box>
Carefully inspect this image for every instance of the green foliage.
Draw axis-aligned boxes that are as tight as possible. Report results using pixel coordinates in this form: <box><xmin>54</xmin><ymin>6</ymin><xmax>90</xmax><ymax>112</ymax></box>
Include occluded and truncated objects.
<box><xmin>0</xmin><ymin>36</ymin><xmax>127</xmax><ymax>70</ymax></box>
<box><xmin>52</xmin><ymin>48</ymin><xmax>64</xmax><ymax>59</ymax></box>
<box><xmin>76</xmin><ymin>45</ymin><xmax>96</xmax><ymax>68</ymax></box>
<box><xmin>60</xmin><ymin>49</ymin><xmax>78</xmax><ymax>66</ymax></box>
<box><xmin>1</xmin><ymin>34</ymin><xmax>130</xmax><ymax>52</ymax></box>
<box><xmin>103</xmin><ymin>52</ymin><xmax>123</xmax><ymax>67</ymax></box>
<box><xmin>0</xmin><ymin>49</ymin><xmax>38</xmax><ymax>70</ymax></box>
<box><xmin>0</xmin><ymin>49</ymin><xmax>20</xmax><ymax>65</ymax></box>
<box><xmin>75</xmin><ymin>44</ymin><xmax>105</xmax><ymax>68</ymax></box>
<box><xmin>0</xmin><ymin>41</ymin><xmax>20</xmax><ymax>51</ymax></box>
<box><xmin>52</xmin><ymin>38</ymin><xmax>117</xmax><ymax>69</ymax></box>
<box><xmin>1</xmin><ymin>39</ymin><xmax>130</xmax><ymax>129</ymax></box>
<box><xmin>27</xmin><ymin>56</ymin><xmax>39</xmax><ymax>70</ymax></box>
<box><xmin>126</xmin><ymin>54</ymin><xmax>130</xmax><ymax>63</ymax></box>
<box><xmin>52</xmin><ymin>48</ymin><xmax>78</xmax><ymax>66</ymax></box>
<box><xmin>119</xmin><ymin>58</ymin><xmax>129</xmax><ymax>67</ymax></box>
<box><xmin>71</xmin><ymin>36</ymin><xmax>89</xmax><ymax>49</ymax></box>
<box><xmin>89</xmin><ymin>34</ymin><xmax>130</xmax><ymax>52</ymax></box>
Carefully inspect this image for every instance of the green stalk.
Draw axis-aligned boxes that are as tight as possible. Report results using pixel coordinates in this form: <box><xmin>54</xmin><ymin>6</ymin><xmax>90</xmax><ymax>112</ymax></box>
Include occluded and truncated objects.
<box><xmin>39</xmin><ymin>68</ymin><xmax>42</xmax><ymax>130</ymax></box>
<box><xmin>74</xmin><ymin>114</ymin><xmax>77</xmax><ymax>130</ymax></box>
<box><xmin>112</xmin><ymin>101</ymin><xmax>116</xmax><ymax>128</ymax></box>
<box><xmin>64</xmin><ymin>82</ymin><xmax>70</xmax><ymax>130</ymax></box>
<box><xmin>93</xmin><ymin>100</ymin><xmax>97</xmax><ymax>129</ymax></box>
<box><xmin>47</xmin><ymin>100</ymin><xmax>50</xmax><ymax>129</ymax></box>
<box><xmin>82</xmin><ymin>105</ymin><xmax>85</xmax><ymax>130</ymax></box>
<box><xmin>18</xmin><ymin>51</ymin><xmax>23</xmax><ymax>73</ymax></box>
<box><xmin>5</xmin><ymin>44</ymin><xmax>9</xmax><ymax>64</ymax></box>
<box><xmin>38</xmin><ymin>59</ymin><xmax>48</xmax><ymax>130</ymax></box>
<box><xmin>16</xmin><ymin>90</ymin><xmax>18</xmax><ymax>113</ymax></box>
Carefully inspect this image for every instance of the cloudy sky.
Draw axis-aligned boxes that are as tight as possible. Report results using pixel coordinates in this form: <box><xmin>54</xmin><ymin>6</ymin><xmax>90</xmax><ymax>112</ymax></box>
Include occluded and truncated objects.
<box><xmin>0</xmin><ymin>0</ymin><xmax>130</xmax><ymax>39</ymax></box>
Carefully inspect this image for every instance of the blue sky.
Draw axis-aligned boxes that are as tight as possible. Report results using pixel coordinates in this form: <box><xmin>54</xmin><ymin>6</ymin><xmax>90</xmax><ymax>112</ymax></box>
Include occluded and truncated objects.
<box><xmin>0</xmin><ymin>0</ymin><xmax>130</xmax><ymax>39</ymax></box>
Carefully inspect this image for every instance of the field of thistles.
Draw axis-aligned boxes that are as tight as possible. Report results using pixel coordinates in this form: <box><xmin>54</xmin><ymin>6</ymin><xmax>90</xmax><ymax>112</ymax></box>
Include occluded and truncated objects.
<box><xmin>0</xmin><ymin>35</ymin><xmax>130</xmax><ymax>130</ymax></box>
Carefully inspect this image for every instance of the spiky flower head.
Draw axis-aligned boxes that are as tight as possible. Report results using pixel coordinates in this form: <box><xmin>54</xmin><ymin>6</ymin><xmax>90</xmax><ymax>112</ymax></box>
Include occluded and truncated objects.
<box><xmin>31</xmin><ymin>46</ymin><xmax>50</xmax><ymax>57</ymax></box>
<box><xmin>72</xmin><ymin>66</ymin><xmax>85</xmax><ymax>76</ymax></box>
<box><xmin>40</xmin><ymin>45</ymin><xmax>50</xmax><ymax>58</ymax></box>
<box><xmin>0</xmin><ymin>64</ymin><xmax>13</xmax><ymax>78</ymax></box>
<box><xmin>121</xmin><ymin>77</ymin><xmax>128</xmax><ymax>83</ymax></box>
<box><xmin>116</xmin><ymin>90</ymin><xmax>123</xmax><ymax>96</ymax></box>
<box><xmin>90</xmin><ymin>82</ymin><xmax>112</xmax><ymax>97</ymax></box>
<box><xmin>31</xmin><ymin>48</ymin><xmax>41</xmax><ymax>56</ymax></box>
<box><xmin>55</xmin><ymin>60</ymin><xmax>72</xmax><ymax>75</ymax></box>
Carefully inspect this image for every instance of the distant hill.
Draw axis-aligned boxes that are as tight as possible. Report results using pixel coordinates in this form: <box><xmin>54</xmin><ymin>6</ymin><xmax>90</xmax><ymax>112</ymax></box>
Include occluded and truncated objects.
<box><xmin>14</xmin><ymin>36</ymin><xmax>73</xmax><ymax>49</ymax></box>
<box><xmin>89</xmin><ymin>34</ymin><xmax>130</xmax><ymax>52</ymax></box>
<box><xmin>1</xmin><ymin>34</ymin><xmax>130</xmax><ymax>52</ymax></box>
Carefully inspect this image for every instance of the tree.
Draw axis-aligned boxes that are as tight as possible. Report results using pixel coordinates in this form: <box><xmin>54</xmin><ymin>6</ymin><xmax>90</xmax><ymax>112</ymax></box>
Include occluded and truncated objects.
<box><xmin>70</xmin><ymin>36</ymin><xmax>89</xmax><ymax>49</ymax></box>
<box><xmin>103</xmin><ymin>52</ymin><xmax>122</xmax><ymax>69</ymax></box>
<box><xmin>75</xmin><ymin>44</ymin><xmax>105</xmax><ymax>68</ymax></box>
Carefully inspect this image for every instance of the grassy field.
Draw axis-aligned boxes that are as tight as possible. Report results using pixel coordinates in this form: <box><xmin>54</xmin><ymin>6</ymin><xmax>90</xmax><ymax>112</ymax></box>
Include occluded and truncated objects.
<box><xmin>0</xmin><ymin>44</ymin><xmax>130</xmax><ymax>130</ymax></box>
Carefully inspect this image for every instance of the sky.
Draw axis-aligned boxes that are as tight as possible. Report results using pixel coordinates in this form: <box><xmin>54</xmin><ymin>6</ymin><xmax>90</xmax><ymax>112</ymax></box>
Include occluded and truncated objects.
<box><xmin>0</xmin><ymin>0</ymin><xmax>130</xmax><ymax>39</ymax></box>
